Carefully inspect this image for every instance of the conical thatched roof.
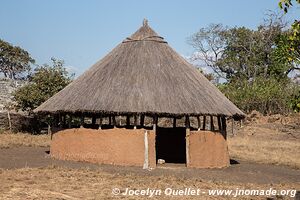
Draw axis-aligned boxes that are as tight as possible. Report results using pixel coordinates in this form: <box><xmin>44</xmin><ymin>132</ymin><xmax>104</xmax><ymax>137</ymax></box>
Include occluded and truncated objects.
<box><xmin>34</xmin><ymin>20</ymin><xmax>245</xmax><ymax>119</ymax></box>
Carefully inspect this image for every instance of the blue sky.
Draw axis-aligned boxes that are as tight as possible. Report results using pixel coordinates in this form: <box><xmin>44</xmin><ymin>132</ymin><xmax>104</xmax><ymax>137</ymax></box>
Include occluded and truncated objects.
<box><xmin>0</xmin><ymin>0</ymin><xmax>299</xmax><ymax>76</ymax></box>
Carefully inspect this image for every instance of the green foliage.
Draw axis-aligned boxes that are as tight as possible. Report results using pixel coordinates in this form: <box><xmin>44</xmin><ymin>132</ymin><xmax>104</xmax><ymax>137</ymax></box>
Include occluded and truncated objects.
<box><xmin>289</xmin><ymin>91</ymin><xmax>300</xmax><ymax>112</ymax></box>
<box><xmin>0</xmin><ymin>39</ymin><xmax>34</xmax><ymax>79</ymax></box>
<box><xmin>278</xmin><ymin>0</ymin><xmax>300</xmax><ymax>13</ymax></box>
<box><xmin>278</xmin><ymin>0</ymin><xmax>300</xmax><ymax>65</ymax></box>
<box><xmin>13</xmin><ymin>58</ymin><xmax>73</xmax><ymax>112</ymax></box>
<box><xmin>188</xmin><ymin>14</ymin><xmax>295</xmax><ymax>82</ymax></box>
<box><xmin>219</xmin><ymin>77</ymin><xmax>300</xmax><ymax>114</ymax></box>
<box><xmin>189</xmin><ymin>13</ymin><xmax>300</xmax><ymax>114</ymax></box>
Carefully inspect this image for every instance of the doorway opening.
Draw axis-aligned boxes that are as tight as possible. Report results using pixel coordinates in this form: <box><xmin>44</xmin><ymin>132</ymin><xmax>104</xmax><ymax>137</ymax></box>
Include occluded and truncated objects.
<box><xmin>155</xmin><ymin>127</ymin><xmax>186</xmax><ymax>164</ymax></box>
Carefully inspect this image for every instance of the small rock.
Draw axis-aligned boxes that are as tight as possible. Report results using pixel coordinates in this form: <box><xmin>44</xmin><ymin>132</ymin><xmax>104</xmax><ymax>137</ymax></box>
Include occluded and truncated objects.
<box><xmin>157</xmin><ymin>159</ymin><xmax>165</xmax><ymax>164</ymax></box>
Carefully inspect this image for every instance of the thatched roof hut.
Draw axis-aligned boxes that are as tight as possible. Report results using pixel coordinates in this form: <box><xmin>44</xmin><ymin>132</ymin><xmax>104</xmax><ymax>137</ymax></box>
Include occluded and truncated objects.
<box><xmin>34</xmin><ymin>20</ymin><xmax>244</xmax><ymax>119</ymax></box>
<box><xmin>35</xmin><ymin>20</ymin><xmax>245</xmax><ymax>169</ymax></box>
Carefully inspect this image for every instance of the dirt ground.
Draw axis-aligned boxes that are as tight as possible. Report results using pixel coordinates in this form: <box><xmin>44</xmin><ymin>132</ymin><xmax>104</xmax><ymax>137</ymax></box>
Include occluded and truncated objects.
<box><xmin>228</xmin><ymin>112</ymin><xmax>300</xmax><ymax>169</ymax></box>
<box><xmin>0</xmin><ymin>146</ymin><xmax>299</xmax><ymax>185</ymax></box>
<box><xmin>0</xmin><ymin>147</ymin><xmax>299</xmax><ymax>200</ymax></box>
<box><xmin>0</xmin><ymin>113</ymin><xmax>299</xmax><ymax>199</ymax></box>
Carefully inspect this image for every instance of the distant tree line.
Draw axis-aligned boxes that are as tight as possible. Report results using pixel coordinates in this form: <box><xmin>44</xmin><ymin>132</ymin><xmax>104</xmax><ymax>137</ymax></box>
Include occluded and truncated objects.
<box><xmin>188</xmin><ymin>9</ymin><xmax>300</xmax><ymax>114</ymax></box>
<box><xmin>0</xmin><ymin>38</ymin><xmax>73</xmax><ymax>113</ymax></box>
<box><xmin>0</xmin><ymin>39</ymin><xmax>34</xmax><ymax>79</ymax></box>
<box><xmin>1</xmin><ymin>0</ymin><xmax>299</xmax><ymax>115</ymax></box>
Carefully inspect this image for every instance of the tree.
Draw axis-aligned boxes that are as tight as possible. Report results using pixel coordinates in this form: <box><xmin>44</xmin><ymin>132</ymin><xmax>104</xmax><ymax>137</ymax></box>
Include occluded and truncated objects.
<box><xmin>278</xmin><ymin>0</ymin><xmax>300</xmax><ymax>13</ymax></box>
<box><xmin>278</xmin><ymin>0</ymin><xmax>300</xmax><ymax>112</ymax></box>
<box><xmin>13</xmin><ymin>58</ymin><xmax>74</xmax><ymax>112</ymax></box>
<box><xmin>187</xmin><ymin>24</ymin><xmax>228</xmax><ymax>79</ymax></box>
<box><xmin>188</xmin><ymin>13</ymin><xmax>295</xmax><ymax>82</ymax></box>
<box><xmin>278</xmin><ymin>0</ymin><xmax>300</xmax><ymax>66</ymax></box>
<box><xmin>188</xmin><ymin>13</ymin><xmax>300</xmax><ymax>114</ymax></box>
<box><xmin>0</xmin><ymin>39</ymin><xmax>34</xmax><ymax>79</ymax></box>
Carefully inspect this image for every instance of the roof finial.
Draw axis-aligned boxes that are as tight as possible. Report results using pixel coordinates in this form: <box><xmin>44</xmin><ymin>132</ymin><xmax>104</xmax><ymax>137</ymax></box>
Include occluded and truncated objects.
<box><xmin>143</xmin><ymin>18</ymin><xmax>148</xmax><ymax>26</ymax></box>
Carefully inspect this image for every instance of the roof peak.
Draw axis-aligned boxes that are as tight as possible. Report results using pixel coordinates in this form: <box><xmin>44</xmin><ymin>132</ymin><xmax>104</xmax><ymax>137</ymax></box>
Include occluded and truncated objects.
<box><xmin>143</xmin><ymin>18</ymin><xmax>148</xmax><ymax>26</ymax></box>
<box><xmin>123</xmin><ymin>19</ymin><xmax>167</xmax><ymax>43</ymax></box>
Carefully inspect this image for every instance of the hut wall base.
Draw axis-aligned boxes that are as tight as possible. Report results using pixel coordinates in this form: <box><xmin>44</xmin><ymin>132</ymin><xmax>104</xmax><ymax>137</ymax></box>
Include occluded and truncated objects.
<box><xmin>188</xmin><ymin>130</ymin><xmax>230</xmax><ymax>168</ymax></box>
<box><xmin>50</xmin><ymin>128</ymin><xmax>156</xmax><ymax>168</ymax></box>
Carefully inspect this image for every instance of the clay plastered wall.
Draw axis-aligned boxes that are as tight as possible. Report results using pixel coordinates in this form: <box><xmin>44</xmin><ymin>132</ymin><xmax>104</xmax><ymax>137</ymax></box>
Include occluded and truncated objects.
<box><xmin>188</xmin><ymin>131</ymin><xmax>229</xmax><ymax>168</ymax></box>
<box><xmin>51</xmin><ymin>128</ymin><xmax>156</xmax><ymax>168</ymax></box>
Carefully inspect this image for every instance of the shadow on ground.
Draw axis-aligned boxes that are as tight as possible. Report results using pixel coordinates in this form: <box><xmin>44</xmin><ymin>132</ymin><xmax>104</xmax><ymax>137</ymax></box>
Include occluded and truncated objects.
<box><xmin>0</xmin><ymin>146</ymin><xmax>299</xmax><ymax>185</ymax></box>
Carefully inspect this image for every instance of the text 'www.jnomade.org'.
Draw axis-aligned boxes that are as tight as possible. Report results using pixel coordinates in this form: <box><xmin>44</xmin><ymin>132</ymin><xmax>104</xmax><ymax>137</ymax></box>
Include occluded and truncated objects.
<box><xmin>111</xmin><ymin>187</ymin><xmax>297</xmax><ymax>198</ymax></box>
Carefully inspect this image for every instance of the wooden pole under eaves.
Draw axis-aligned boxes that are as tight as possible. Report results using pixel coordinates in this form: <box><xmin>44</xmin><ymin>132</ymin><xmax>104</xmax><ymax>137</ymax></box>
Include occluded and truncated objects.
<box><xmin>108</xmin><ymin>116</ymin><xmax>112</xmax><ymax>126</ymax></box>
<box><xmin>112</xmin><ymin>116</ymin><xmax>116</xmax><ymax>128</ymax></box>
<box><xmin>140</xmin><ymin>115</ymin><xmax>145</xmax><ymax>127</ymax></box>
<box><xmin>173</xmin><ymin>117</ymin><xmax>176</xmax><ymax>128</ymax></box>
<box><xmin>7</xmin><ymin>110</ymin><xmax>12</xmax><ymax>132</ymax></box>
<box><xmin>58</xmin><ymin>114</ymin><xmax>63</xmax><ymax>128</ymax></box>
<box><xmin>98</xmin><ymin>117</ymin><xmax>102</xmax><ymax>130</ymax></box>
<box><xmin>143</xmin><ymin>130</ymin><xmax>149</xmax><ymax>169</ymax></box>
<box><xmin>48</xmin><ymin>124</ymin><xmax>52</xmax><ymax>139</ymax></box>
<box><xmin>126</xmin><ymin>115</ymin><xmax>130</xmax><ymax>127</ymax></box>
<box><xmin>197</xmin><ymin>116</ymin><xmax>201</xmax><ymax>131</ymax></box>
<box><xmin>153</xmin><ymin>116</ymin><xmax>157</xmax><ymax>133</ymax></box>
<box><xmin>68</xmin><ymin>115</ymin><xmax>72</xmax><ymax>128</ymax></box>
<box><xmin>217</xmin><ymin>116</ymin><xmax>222</xmax><ymax>131</ymax></box>
<box><xmin>231</xmin><ymin>118</ymin><xmax>234</xmax><ymax>136</ymax></box>
<box><xmin>80</xmin><ymin>115</ymin><xmax>84</xmax><ymax>128</ymax></box>
<box><xmin>134</xmin><ymin>115</ymin><xmax>137</xmax><ymax>129</ymax></box>
<box><xmin>92</xmin><ymin>116</ymin><xmax>96</xmax><ymax>125</ymax></box>
<box><xmin>185</xmin><ymin>116</ymin><xmax>190</xmax><ymax>167</ymax></box>
<box><xmin>210</xmin><ymin>116</ymin><xmax>215</xmax><ymax>131</ymax></box>
<box><xmin>202</xmin><ymin>116</ymin><xmax>206</xmax><ymax>130</ymax></box>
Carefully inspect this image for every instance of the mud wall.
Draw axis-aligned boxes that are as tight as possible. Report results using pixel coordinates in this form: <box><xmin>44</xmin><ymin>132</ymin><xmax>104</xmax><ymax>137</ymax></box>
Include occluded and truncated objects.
<box><xmin>188</xmin><ymin>130</ymin><xmax>229</xmax><ymax>168</ymax></box>
<box><xmin>50</xmin><ymin>128</ymin><xmax>156</xmax><ymax>168</ymax></box>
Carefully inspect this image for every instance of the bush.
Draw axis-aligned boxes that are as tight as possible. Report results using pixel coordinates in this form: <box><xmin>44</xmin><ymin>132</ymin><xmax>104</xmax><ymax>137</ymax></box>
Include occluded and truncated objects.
<box><xmin>219</xmin><ymin>76</ymin><xmax>300</xmax><ymax>114</ymax></box>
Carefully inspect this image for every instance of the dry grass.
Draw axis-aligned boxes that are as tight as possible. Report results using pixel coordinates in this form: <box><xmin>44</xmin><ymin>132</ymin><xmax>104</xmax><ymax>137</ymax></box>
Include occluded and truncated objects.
<box><xmin>0</xmin><ymin>132</ymin><xmax>50</xmax><ymax>148</ymax></box>
<box><xmin>0</xmin><ymin>166</ymin><xmax>297</xmax><ymax>200</ymax></box>
<box><xmin>228</xmin><ymin>125</ymin><xmax>300</xmax><ymax>169</ymax></box>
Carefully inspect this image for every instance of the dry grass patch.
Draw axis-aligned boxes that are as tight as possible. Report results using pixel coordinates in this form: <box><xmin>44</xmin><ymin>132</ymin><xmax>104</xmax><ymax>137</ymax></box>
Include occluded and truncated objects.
<box><xmin>228</xmin><ymin>126</ymin><xmax>300</xmax><ymax>169</ymax></box>
<box><xmin>0</xmin><ymin>166</ymin><xmax>298</xmax><ymax>200</ymax></box>
<box><xmin>0</xmin><ymin>132</ymin><xmax>50</xmax><ymax>148</ymax></box>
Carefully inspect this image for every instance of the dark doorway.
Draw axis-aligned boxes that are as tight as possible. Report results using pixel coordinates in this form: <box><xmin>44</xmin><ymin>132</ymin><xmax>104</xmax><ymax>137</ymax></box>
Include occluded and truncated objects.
<box><xmin>155</xmin><ymin>127</ymin><xmax>186</xmax><ymax>164</ymax></box>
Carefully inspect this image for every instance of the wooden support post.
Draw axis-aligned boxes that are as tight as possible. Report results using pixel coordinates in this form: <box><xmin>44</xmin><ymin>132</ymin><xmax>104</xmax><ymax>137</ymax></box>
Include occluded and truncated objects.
<box><xmin>59</xmin><ymin>113</ymin><xmax>63</xmax><ymax>128</ymax></box>
<box><xmin>185</xmin><ymin>116</ymin><xmax>190</xmax><ymax>128</ymax></box>
<box><xmin>108</xmin><ymin>116</ymin><xmax>112</xmax><ymax>125</ymax></box>
<box><xmin>98</xmin><ymin>117</ymin><xmax>102</xmax><ymax>130</ymax></box>
<box><xmin>62</xmin><ymin>114</ymin><xmax>66</xmax><ymax>127</ymax></box>
<box><xmin>153</xmin><ymin>116</ymin><xmax>157</xmax><ymax>133</ymax></box>
<box><xmin>221</xmin><ymin>117</ymin><xmax>227</xmax><ymax>139</ymax></box>
<box><xmin>173</xmin><ymin>117</ymin><xmax>176</xmax><ymax>128</ymax></box>
<box><xmin>92</xmin><ymin>116</ymin><xmax>96</xmax><ymax>125</ymax></box>
<box><xmin>140</xmin><ymin>115</ymin><xmax>145</xmax><ymax>127</ymax></box>
<box><xmin>217</xmin><ymin>116</ymin><xmax>222</xmax><ymax>131</ymax></box>
<box><xmin>47</xmin><ymin>124</ymin><xmax>52</xmax><ymax>139</ymax></box>
<box><xmin>152</xmin><ymin>116</ymin><xmax>157</xmax><ymax>167</ymax></box>
<box><xmin>112</xmin><ymin>116</ymin><xmax>116</xmax><ymax>128</ymax></box>
<box><xmin>197</xmin><ymin>116</ymin><xmax>201</xmax><ymax>131</ymax></box>
<box><xmin>134</xmin><ymin>115</ymin><xmax>137</xmax><ymax>129</ymax></box>
<box><xmin>80</xmin><ymin>115</ymin><xmax>84</xmax><ymax>128</ymax></box>
<box><xmin>54</xmin><ymin>114</ymin><xmax>59</xmax><ymax>127</ymax></box>
<box><xmin>231</xmin><ymin>118</ymin><xmax>234</xmax><ymax>136</ymax></box>
<box><xmin>210</xmin><ymin>116</ymin><xmax>215</xmax><ymax>131</ymax></box>
<box><xmin>143</xmin><ymin>130</ymin><xmax>149</xmax><ymax>169</ymax></box>
<box><xmin>202</xmin><ymin>116</ymin><xmax>206</xmax><ymax>130</ymax></box>
<box><xmin>7</xmin><ymin>110</ymin><xmax>12</xmax><ymax>132</ymax></box>
<box><xmin>68</xmin><ymin>115</ymin><xmax>72</xmax><ymax>128</ymax></box>
<box><xmin>185</xmin><ymin>116</ymin><xmax>190</xmax><ymax>167</ymax></box>
<box><xmin>126</xmin><ymin>115</ymin><xmax>130</xmax><ymax>127</ymax></box>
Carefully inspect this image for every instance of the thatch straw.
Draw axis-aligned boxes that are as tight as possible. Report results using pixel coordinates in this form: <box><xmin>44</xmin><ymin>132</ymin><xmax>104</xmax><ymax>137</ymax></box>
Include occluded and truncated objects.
<box><xmin>34</xmin><ymin>20</ymin><xmax>245</xmax><ymax>119</ymax></box>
